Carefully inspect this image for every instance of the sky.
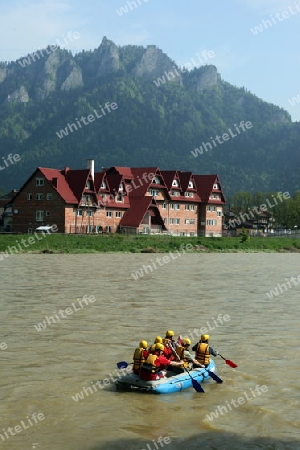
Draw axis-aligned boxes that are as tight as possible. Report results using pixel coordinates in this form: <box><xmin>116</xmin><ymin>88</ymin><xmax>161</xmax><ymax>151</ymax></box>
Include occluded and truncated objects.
<box><xmin>1</xmin><ymin>0</ymin><xmax>300</xmax><ymax>120</ymax></box>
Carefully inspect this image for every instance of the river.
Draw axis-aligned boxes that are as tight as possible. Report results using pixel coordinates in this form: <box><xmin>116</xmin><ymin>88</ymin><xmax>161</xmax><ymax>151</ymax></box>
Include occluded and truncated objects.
<box><xmin>0</xmin><ymin>253</ymin><xmax>299</xmax><ymax>450</ymax></box>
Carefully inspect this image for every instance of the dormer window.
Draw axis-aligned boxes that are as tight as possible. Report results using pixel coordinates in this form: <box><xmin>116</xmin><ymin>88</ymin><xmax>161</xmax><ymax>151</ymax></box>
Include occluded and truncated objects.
<box><xmin>153</xmin><ymin>176</ymin><xmax>161</xmax><ymax>184</ymax></box>
<box><xmin>101</xmin><ymin>181</ymin><xmax>106</xmax><ymax>189</ymax></box>
<box><xmin>119</xmin><ymin>184</ymin><xmax>124</xmax><ymax>192</ymax></box>
<box><xmin>213</xmin><ymin>183</ymin><xmax>219</xmax><ymax>189</ymax></box>
<box><xmin>85</xmin><ymin>181</ymin><xmax>91</xmax><ymax>189</ymax></box>
<box><xmin>172</xmin><ymin>180</ymin><xmax>179</xmax><ymax>187</ymax></box>
<box><xmin>188</xmin><ymin>181</ymin><xmax>194</xmax><ymax>189</ymax></box>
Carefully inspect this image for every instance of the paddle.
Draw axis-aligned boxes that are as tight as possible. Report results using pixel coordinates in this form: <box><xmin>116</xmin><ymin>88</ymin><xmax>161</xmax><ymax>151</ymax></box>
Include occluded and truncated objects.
<box><xmin>169</xmin><ymin>343</ymin><xmax>205</xmax><ymax>393</ymax></box>
<box><xmin>117</xmin><ymin>361</ymin><xmax>132</xmax><ymax>369</ymax></box>
<box><xmin>219</xmin><ymin>354</ymin><xmax>238</xmax><ymax>368</ymax></box>
<box><xmin>205</xmin><ymin>369</ymin><xmax>223</xmax><ymax>383</ymax></box>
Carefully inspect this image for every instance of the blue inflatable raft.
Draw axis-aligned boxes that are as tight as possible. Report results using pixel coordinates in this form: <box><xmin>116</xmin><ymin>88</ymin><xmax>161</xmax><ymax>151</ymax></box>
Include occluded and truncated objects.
<box><xmin>115</xmin><ymin>360</ymin><xmax>217</xmax><ymax>394</ymax></box>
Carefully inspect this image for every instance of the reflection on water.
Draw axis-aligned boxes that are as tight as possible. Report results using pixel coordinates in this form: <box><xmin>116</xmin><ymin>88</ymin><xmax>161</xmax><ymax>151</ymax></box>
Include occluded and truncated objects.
<box><xmin>0</xmin><ymin>253</ymin><xmax>299</xmax><ymax>450</ymax></box>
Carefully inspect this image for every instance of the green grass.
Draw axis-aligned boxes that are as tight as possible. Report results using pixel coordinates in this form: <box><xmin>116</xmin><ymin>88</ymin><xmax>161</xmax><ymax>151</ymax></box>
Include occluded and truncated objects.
<box><xmin>0</xmin><ymin>233</ymin><xmax>299</xmax><ymax>254</ymax></box>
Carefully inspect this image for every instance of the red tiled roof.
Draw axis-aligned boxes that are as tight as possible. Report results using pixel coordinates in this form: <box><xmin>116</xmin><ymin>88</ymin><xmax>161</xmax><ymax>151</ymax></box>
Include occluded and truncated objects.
<box><xmin>65</xmin><ymin>169</ymin><xmax>91</xmax><ymax>202</ymax></box>
<box><xmin>119</xmin><ymin>196</ymin><xmax>154</xmax><ymax>227</ymax></box>
<box><xmin>105</xmin><ymin>166</ymin><xmax>134</xmax><ymax>180</ymax></box>
<box><xmin>194</xmin><ymin>174</ymin><xmax>226</xmax><ymax>204</ymax></box>
<box><xmin>94</xmin><ymin>171</ymin><xmax>106</xmax><ymax>192</ymax></box>
<box><xmin>178</xmin><ymin>172</ymin><xmax>193</xmax><ymax>192</ymax></box>
<box><xmin>38</xmin><ymin>168</ymin><xmax>79</xmax><ymax>204</ymax></box>
<box><xmin>129</xmin><ymin>168</ymin><xmax>158</xmax><ymax>198</ymax></box>
<box><xmin>160</xmin><ymin>170</ymin><xmax>181</xmax><ymax>191</ymax></box>
<box><xmin>105</xmin><ymin>173</ymin><xmax>123</xmax><ymax>195</ymax></box>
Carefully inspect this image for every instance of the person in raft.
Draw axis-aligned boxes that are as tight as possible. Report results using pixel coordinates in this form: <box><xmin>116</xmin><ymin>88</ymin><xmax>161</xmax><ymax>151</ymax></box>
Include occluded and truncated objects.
<box><xmin>192</xmin><ymin>334</ymin><xmax>218</xmax><ymax>368</ymax></box>
<box><xmin>139</xmin><ymin>343</ymin><xmax>183</xmax><ymax>380</ymax></box>
<box><xmin>170</xmin><ymin>337</ymin><xmax>205</xmax><ymax>374</ymax></box>
<box><xmin>162</xmin><ymin>330</ymin><xmax>179</xmax><ymax>358</ymax></box>
<box><xmin>148</xmin><ymin>336</ymin><xmax>163</xmax><ymax>353</ymax></box>
<box><xmin>132</xmin><ymin>340</ymin><xmax>149</xmax><ymax>375</ymax></box>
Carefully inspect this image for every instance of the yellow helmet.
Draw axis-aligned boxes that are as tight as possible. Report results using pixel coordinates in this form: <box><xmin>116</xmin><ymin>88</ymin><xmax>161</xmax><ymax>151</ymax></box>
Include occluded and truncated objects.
<box><xmin>155</xmin><ymin>343</ymin><xmax>165</xmax><ymax>352</ymax></box>
<box><xmin>166</xmin><ymin>330</ymin><xmax>174</xmax><ymax>337</ymax></box>
<box><xmin>201</xmin><ymin>334</ymin><xmax>209</xmax><ymax>342</ymax></box>
<box><xmin>182</xmin><ymin>337</ymin><xmax>191</xmax><ymax>346</ymax></box>
<box><xmin>140</xmin><ymin>340</ymin><xmax>148</xmax><ymax>349</ymax></box>
<box><xmin>155</xmin><ymin>336</ymin><xmax>163</xmax><ymax>343</ymax></box>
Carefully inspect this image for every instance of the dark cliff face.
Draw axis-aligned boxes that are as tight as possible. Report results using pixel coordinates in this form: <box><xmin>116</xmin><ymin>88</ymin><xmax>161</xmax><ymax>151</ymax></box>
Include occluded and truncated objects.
<box><xmin>0</xmin><ymin>37</ymin><xmax>188</xmax><ymax>104</ymax></box>
<box><xmin>132</xmin><ymin>45</ymin><xmax>182</xmax><ymax>84</ymax></box>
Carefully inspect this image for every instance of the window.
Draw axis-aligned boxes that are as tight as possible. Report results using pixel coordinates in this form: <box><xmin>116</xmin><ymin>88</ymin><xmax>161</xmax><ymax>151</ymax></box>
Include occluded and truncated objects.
<box><xmin>115</xmin><ymin>211</ymin><xmax>122</xmax><ymax>218</ymax></box>
<box><xmin>46</xmin><ymin>193</ymin><xmax>53</xmax><ymax>201</ymax></box>
<box><xmin>116</xmin><ymin>194</ymin><xmax>123</xmax><ymax>202</ymax></box>
<box><xmin>163</xmin><ymin>218</ymin><xmax>168</xmax><ymax>224</ymax></box>
<box><xmin>175</xmin><ymin>204</ymin><xmax>180</xmax><ymax>210</ymax></box>
<box><xmin>171</xmin><ymin>190</ymin><xmax>179</xmax><ymax>197</ymax></box>
<box><xmin>46</xmin><ymin>211</ymin><xmax>50</xmax><ymax>217</ymax></box>
<box><xmin>119</xmin><ymin>184</ymin><xmax>124</xmax><ymax>192</ymax></box>
<box><xmin>190</xmin><ymin>232</ymin><xmax>195</xmax><ymax>237</ymax></box>
<box><xmin>77</xmin><ymin>209</ymin><xmax>83</xmax><ymax>216</ymax></box>
<box><xmin>85</xmin><ymin>181</ymin><xmax>91</xmax><ymax>189</ymax></box>
<box><xmin>184</xmin><ymin>192</ymin><xmax>194</xmax><ymax>198</ymax></box>
<box><xmin>36</xmin><ymin>211</ymin><xmax>43</xmax><ymax>222</ymax></box>
<box><xmin>176</xmin><ymin>218</ymin><xmax>180</xmax><ymax>225</ymax></box>
<box><xmin>149</xmin><ymin>189</ymin><xmax>159</xmax><ymax>197</ymax></box>
<box><xmin>101</xmin><ymin>181</ymin><xmax>106</xmax><ymax>189</ymax></box>
<box><xmin>87</xmin><ymin>211</ymin><xmax>94</xmax><ymax>217</ymax></box>
<box><xmin>217</xmin><ymin>211</ymin><xmax>222</xmax><ymax>217</ymax></box>
<box><xmin>28</xmin><ymin>228</ymin><xmax>33</xmax><ymax>234</ymax></box>
<box><xmin>169</xmin><ymin>218</ymin><xmax>175</xmax><ymax>224</ymax></box>
<box><xmin>190</xmin><ymin>219</ymin><xmax>195</xmax><ymax>225</ymax></box>
<box><xmin>185</xmin><ymin>219</ymin><xmax>190</xmax><ymax>224</ymax></box>
<box><xmin>27</xmin><ymin>193</ymin><xmax>32</xmax><ymax>200</ymax></box>
<box><xmin>172</xmin><ymin>180</ymin><xmax>179</xmax><ymax>187</ymax></box>
<box><xmin>153</xmin><ymin>176</ymin><xmax>161</xmax><ymax>184</ymax></box>
<box><xmin>206</xmin><ymin>219</ymin><xmax>217</xmax><ymax>226</ymax></box>
<box><xmin>162</xmin><ymin>203</ymin><xmax>167</xmax><ymax>209</ymax></box>
<box><xmin>106</xmin><ymin>211</ymin><xmax>112</xmax><ymax>217</ymax></box>
<box><xmin>185</xmin><ymin>204</ymin><xmax>195</xmax><ymax>211</ymax></box>
<box><xmin>36</xmin><ymin>193</ymin><xmax>43</xmax><ymax>200</ymax></box>
<box><xmin>210</xmin><ymin>194</ymin><xmax>221</xmax><ymax>200</ymax></box>
<box><xmin>36</xmin><ymin>178</ymin><xmax>44</xmax><ymax>186</ymax></box>
<box><xmin>170</xmin><ymin>203</ymin><xmax>175</xmax><ymax>210</ymax></box>
<box><xmin>188</xmin><ymin>181</ymin><xmax>194</xmax><ymax>188</ymax></box>
<box><xmin>207</xmin><ymin>205</ymin><xmax>216</xmax><ymax>211</ymax></box>
<box><xmin>213</xmin><ymin>183</ymin><xmax>219</xmax><ymax>189</ymax></box>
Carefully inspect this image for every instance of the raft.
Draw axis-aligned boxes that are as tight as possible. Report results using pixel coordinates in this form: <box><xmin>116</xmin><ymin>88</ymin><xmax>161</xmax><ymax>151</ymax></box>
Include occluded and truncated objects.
<box><xmin>115</xmin><ymin>360</ymin><xmax>217</xmax><ymax>394</ymax></box>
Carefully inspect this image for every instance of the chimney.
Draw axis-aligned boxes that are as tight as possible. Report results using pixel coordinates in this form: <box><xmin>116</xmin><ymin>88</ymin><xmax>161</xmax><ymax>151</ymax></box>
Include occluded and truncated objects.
<box><xmin>86</xmin><ymin>159</ymin><xmax>94</xmax><ymax>180</ymax></box>
<box><xmin>52</xmin><ymin>177</ymin><xmax>58</xmax><ymax>188</ymax></box>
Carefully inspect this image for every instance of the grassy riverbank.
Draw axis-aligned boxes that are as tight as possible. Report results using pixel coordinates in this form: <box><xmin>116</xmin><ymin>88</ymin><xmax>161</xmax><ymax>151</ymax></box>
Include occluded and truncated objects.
<box><xmin>0</xmin><ymin>234</ymin><xmax>300</xmax><ymax>254</ymax></box>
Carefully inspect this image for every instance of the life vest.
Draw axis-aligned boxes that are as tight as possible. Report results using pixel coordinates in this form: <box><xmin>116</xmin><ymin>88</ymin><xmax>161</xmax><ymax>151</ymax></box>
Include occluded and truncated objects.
<box><xmin>162</xmin><ymin>338</ymin><xmax>175</xmax><ymax>357</ymax></box>
<box><xmin>133</xmin><ymin>348</ymin><xmax>146</xmax><ymax>372</ymax></box>
<box><xmin>175</xmin><ymin>346</ymin><xmax>189</xmax><ymax>368</ymax></box>
<box><xmin>195</xmin><ymin>343</ymin><xmax>210</xmax><ymax>365</ymax></box>
<box><xmin>141</xmin><ymin>353</ymin><xmax>159</xmax><ymax>374</ymax></box>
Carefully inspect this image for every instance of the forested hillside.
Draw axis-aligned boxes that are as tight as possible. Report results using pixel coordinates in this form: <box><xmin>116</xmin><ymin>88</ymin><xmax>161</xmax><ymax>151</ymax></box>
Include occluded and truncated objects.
<box><xmin>0</xmin><ymin>37</ymin><xmax>299</xmax><ymax>196</ymax></box>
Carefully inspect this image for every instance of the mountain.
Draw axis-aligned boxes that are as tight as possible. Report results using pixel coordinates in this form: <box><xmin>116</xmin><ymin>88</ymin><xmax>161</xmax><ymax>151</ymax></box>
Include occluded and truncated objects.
<box><xmin>0</xmin><ymin>36</ymin><xmax>299</xmax><ymax>196</ymax></box>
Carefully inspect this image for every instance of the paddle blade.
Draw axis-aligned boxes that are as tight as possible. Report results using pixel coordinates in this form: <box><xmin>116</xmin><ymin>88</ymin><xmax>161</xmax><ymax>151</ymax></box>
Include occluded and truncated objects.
<box><xmin>191</xmin><ymin>378</ymin><xmax>205</xmax><ymax>393</ymax></box>
<box><xmin>117</xmin><ymin>361</ymin><xmax>128</xmax><ymax>369</ymax></box>
<box><xmin>225</xmin><ymin>359</ymin><xmax>238</xmax><ymax>369</ymax></box>
<box><xmin>207</xmin><ymin>370</ymin><xmax>223</xmax><ymax>384</ymax></box>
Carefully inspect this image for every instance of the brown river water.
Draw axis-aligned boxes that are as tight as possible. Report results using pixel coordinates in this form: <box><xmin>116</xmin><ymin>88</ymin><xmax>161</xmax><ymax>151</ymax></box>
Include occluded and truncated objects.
<box><xmin>0</xmin><ymin>253</ymin><xmax>299</xmax><ymax>450</ymax></box>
